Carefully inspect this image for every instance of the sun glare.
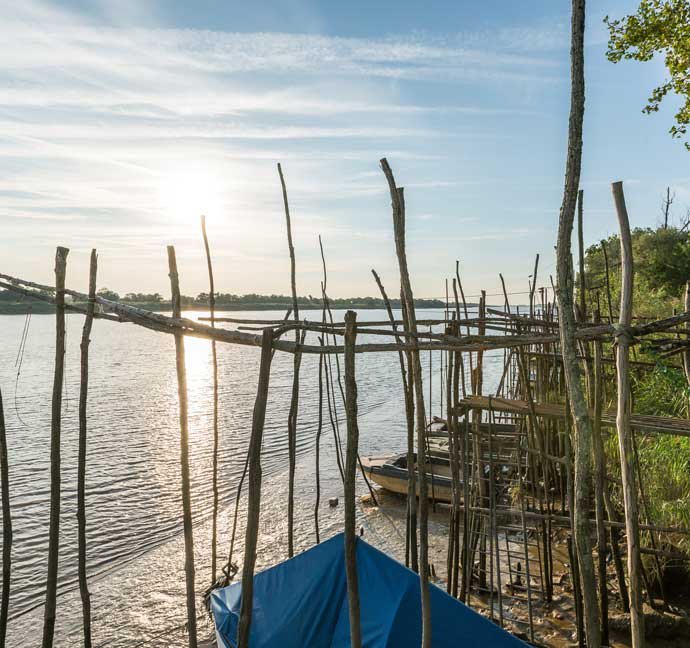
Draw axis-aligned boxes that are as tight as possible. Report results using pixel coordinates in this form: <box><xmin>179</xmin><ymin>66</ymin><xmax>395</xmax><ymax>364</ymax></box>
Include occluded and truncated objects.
<box><xmin>155</xmin><ymin>162</ymin><xmax>224</xmax><ymax>222</ymax></box>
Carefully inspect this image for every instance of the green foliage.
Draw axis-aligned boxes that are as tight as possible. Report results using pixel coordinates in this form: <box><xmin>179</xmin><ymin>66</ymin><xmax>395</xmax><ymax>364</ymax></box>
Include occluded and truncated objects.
<box><xmin>581</xmin><ymin>225</ymin><xmax>690</xmax><ymax>318</ymax></box>
<box><xmin>96</xmin><ymin>287</ymin><xmax>120</xmax><ymax>301</ymax></box>
<box><xmin>123</xmin><ymin>292</ymin><xmax>164</xmax><ymax>303</ymax></box>
<box><xmin>605</xmin><ymin>0</ymin><xmax>690</xmax><ymax>149</ymax></box>
<box><xmin>602</xmin><ymin>364</ymin><xmax>690</xmax><ymax>560</ymax></box>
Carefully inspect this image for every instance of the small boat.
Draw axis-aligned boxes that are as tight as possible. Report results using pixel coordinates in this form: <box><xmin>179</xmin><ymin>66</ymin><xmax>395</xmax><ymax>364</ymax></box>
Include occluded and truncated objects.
<box><xmin>210</xmin><ymin>533</ymin><xmax>528</xmax><ymax>647</ymax></box>
<box><xmin>359</xmin><ymin>452</ymin><xmax>457</xmax><ymax>503</ymax></box>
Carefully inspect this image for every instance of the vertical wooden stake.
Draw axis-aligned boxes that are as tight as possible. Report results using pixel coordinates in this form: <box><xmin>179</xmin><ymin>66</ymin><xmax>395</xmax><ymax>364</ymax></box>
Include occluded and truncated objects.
<box><xmin>683</xmin><ymin>281</ymin><xmax>690</xmax><ymax>390</ymax></box>
<box><xmin>0</xmin><ymin>386</ymin><xmax>12</xmax><ymax>648</ymax></box>
<box><xmin>42</xmin><ymin>245</ymin><xmax>69</xmax><ymax>648</ymax></box>
<box><xmin>381</xmin><ymin>158</ymin><xmax>431</xmax><ymax>648</ymax></box>
<box><xmin>167</xmin><ymin>246</ymin><xmax>197</xmax><ymax>648</ymax></box>
<box><xmin>372</xmin><ymin>269</ymin><xmax>417</xmax><ymax>571</ymax></box>
<box><xmin>237</xmin><ymin>328</ymin><xmax>274</xmax><ymax>648</ymax></box>
<box><xmin>78</xmin><ymin>249</ymin><xmax>97</xmax><ymax>648</ymax></box>
<box><xmin>592</xmin><ymin>311</ymin><xmax>609</xmax><ymax>645</ymax></box>
<box><xmin>577</xmin><ymin>190</ymin><xmax>586</xmax><ymax>320</ymax></box>
<box><xmin>278</xmin><ymin>162</ymin><xmax>301</xmax><ymax>558</ymax></box>
<box><xmin>611</xmin><ymin>181</ymin><xmax>644</xmax><ymax>648</ymax></box>
<box><xmin>343</xmin><ymin>311</ymin><xmax>362</xmax><ymax>648</ymax></box>
<box><xmin>200</xmin><ymin>215</ymin><xmax>220</xmax><ymax>583</ymax></box>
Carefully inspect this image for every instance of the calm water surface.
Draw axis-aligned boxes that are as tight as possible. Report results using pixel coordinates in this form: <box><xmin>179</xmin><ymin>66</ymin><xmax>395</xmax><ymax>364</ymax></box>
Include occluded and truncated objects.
<box><xmin>0</xmin><ymin>308</ymin><xmax>502</xmax><ymax>646</ymax></box>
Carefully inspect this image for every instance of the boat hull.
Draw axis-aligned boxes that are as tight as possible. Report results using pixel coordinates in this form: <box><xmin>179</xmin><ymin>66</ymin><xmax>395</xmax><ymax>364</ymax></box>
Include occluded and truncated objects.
<box><xmin>360</xmin><ymin>454</ymin><xmax>455</xmax><ymax>503</ymax></box>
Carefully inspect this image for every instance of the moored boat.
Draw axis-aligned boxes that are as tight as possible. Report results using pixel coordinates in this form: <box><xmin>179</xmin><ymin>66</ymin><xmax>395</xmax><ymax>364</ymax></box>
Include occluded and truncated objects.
<box><xmin>359</xmin><ymin>452</ymin><xmax>457</xmax><ymax>503</ymax></box>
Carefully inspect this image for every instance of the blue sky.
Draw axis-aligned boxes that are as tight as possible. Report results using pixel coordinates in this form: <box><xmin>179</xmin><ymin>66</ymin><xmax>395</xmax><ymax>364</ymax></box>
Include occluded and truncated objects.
<box><xmin>1</xmin><ymin>0</ymin><xmax>688</xmax><ymax>300</ymax></box>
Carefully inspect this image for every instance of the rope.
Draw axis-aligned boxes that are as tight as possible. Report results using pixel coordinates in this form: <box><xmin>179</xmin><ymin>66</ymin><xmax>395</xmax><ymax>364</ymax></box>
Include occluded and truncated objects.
<box><xmin>13</xmin><ymin>309</ymin><xmax>31</xmax><ymax>427</ymax></box>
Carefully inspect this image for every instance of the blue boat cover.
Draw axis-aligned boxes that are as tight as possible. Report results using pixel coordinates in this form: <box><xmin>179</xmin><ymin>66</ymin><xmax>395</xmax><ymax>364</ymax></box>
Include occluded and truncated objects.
<box><xmin>211</xmin><ymin>533</ymin><xmax>528</xmax><ymax>648</ymax></box>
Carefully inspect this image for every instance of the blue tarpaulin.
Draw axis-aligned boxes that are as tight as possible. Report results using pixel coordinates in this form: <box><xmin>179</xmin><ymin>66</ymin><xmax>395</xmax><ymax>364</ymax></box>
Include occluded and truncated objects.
<box><xmin>211</xmin><ymin>533</ymin><xmax>528</xmax><ymax>648</ymax></box>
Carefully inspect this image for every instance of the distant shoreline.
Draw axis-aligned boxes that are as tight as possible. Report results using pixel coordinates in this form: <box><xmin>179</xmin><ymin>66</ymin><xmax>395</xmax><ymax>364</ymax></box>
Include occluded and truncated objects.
<box><xmin>0</xmin><ymin>299</ymin><xmax>465</xmax><ymax>316</ymax></box>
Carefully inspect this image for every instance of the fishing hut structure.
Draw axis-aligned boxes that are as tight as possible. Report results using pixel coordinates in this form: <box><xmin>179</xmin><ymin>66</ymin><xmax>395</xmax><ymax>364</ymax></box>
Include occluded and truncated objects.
<box><xmin>2</xmin><ymin>157</ymin><xmax>690</xmax><ymax>648</ymax></box>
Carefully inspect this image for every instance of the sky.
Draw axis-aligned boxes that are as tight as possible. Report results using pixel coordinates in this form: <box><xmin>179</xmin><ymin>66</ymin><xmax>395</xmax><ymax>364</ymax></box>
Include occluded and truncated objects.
<box><xmin>1</xmin><ymin>0</ymin><xmax>689</xmax><ymax>301</ymax></box>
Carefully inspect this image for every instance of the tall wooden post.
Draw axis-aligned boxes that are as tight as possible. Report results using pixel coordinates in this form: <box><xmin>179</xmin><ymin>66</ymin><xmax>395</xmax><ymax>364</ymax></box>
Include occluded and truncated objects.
<box><xmin>577</xmin><ymin>190</ymin><xmax>586</xmax><ymax>320</ymax></box>
<box><xmin>343</xmin><ymin>311</ymin><xmax>362</xmax><ymax>648</ymax></box>
<box><xmin>372</xmin><ymin>269</ymin><xmax>417</xmax><ymax>571</ymax></box>
<box><xmin>42</xmin><ymin>245</ymin><xmax>69</xmax><ymax>648</ymax></box>
<box><xmin>237</xmin><ymin>328</ymin><xmax>274</xmax><ymax>648</ymax></box>
<box><xmin>611</xmin><ymin>181</ymin><xmax>644</xmax><ymax>648</ymax></box>
<box><xmin>381</xmin><ymin>158</ymin><xmax>432</xmax><ymax>648</ymax></box>
<box><xmin>592</xmin><ymin>311</ymin><xmax>609</xmax><ymax>645</ymax></box>
<box><xmin>167</xmin><ymin>246</ymin><xmax>197</xmax><ymax>648</ymax></box>
<box><xmin>554</xmin><ymin>2</ymin><xmax>601</xmax><ymax>646</ymax></box>
<box><xmin>683</xmin><ymin>281</ymin><xmax>690</xmax><ymax>388</ymax></box>
<box><xmin>200</xmin><ymin>215</ymin><xmax>220</xmax><ymax>583</ymax></box>
<box><xmin>77</xmin><ymin>249</ymin><xmax>97</xmax><ymax>648</ymax></box>
<box><xmin>278</xmin><ymin>162</ymin><xmax>301</xmax><ymax>558</ymax></box>
<box><xmin>0</xmin><ymin>386</ymin><xmax>12</xmax><ymax>648</ymax></box>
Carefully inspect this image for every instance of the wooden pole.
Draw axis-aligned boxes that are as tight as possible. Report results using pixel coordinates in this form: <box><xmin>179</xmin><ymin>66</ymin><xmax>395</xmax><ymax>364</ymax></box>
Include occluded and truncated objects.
<box><xmin>42</xmin><ymin>245</ymin><xmax>68</xmax><ymax>648</ymax></box>
<box><xmin>237</xmin><ymin>328</ymin><xmax>274</xmax><ymax>648</ymax></box>
<box><xmin>554</xmin><ymin>2</ymin><xmax>600</xmax><ymax>645</ymax></box>
<box><xmin>592</xmin><ymin>310</ymin><xmax>609</xmax><ymax>645</ymax></box>
<box><xmin>381</xmin><ymin>158</ymin><xmax>431</xmax><ymax>648</ymax></box>
<box><xmin>0</xmin><ymin>386</ymin><xmax>12</xmax><ymax>648</ymax></box>
<box><xmin>278</xmin><ymin>162</ymin><xmax>301</xmax><ymax>558</ymax></box>
<box><xmin>577</xmin><ymin>190</ymin><xmax>586</xmax><ymax>320</ymax></box>
<box><xmin>343</xmin><ymin>311</ymin><xmax>362</xmax><ymax>648</ymax></box>
<box><xmin>167</xmin><ymin>246</ymin><xmax>197</xmax><ymax>648</ymax></box>
<box><xmin>200</xmin><ymin>216</ymin><xmax>220</xmax><ymax>584</ymax></box>
<box><xmin>601</xmin><ymin>240</ymin><xmax>615</xmax><ymax>323</ymax></box>
<box><xmin>683</xmin><ymin>281</ymin><xmax>690</xmax><ymax>388</ymax></box>
<box><xmin>77</xmin><ymin>249</ymin><xmax>97</xmax><ymax>648</ymax></box>
<box><xmin>611</xmin><ymin>181</ymin><xmax>644</xmax><ymax>648</ymax></box>
<box><xmin>530</xmin><ymin>254</ymin><xmax>540</xmax><ymax>319</ymax></box>
<box><xmin>372</xmin><ymin>269</ymin><xmax>417</xmax><ymax>571</ymax></box>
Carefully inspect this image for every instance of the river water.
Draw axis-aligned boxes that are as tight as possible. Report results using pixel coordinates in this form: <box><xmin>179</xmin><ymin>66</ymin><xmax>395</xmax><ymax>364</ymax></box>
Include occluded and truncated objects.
<box><xmin>0</xmin><ymin>308</ymin><xmax>504</xmax><ymax>646</ymax></box>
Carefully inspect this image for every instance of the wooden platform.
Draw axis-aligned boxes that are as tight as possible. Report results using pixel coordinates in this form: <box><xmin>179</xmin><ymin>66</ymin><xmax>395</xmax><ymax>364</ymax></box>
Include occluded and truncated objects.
<box><xmin>457</xmin><ymin>395</ymin><xmax>690</xmax><ymax>437</ymax></box>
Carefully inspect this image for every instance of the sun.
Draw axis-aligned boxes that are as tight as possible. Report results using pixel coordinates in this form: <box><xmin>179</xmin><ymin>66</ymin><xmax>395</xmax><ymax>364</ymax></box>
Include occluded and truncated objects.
<box><xmin>155</xmin><ymin>161</ymin><xmax>224</xmax><ymax>222</ymax></box>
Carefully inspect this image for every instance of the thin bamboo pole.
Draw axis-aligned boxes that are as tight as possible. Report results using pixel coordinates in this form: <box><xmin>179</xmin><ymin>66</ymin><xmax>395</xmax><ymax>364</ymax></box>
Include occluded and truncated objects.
<box><xmin>0</xmin><ymin>386</ymin><xmax>12</xmax><ymax>648</ymax></box>
<box><xmin>237</xmin><ymin>328</ymin><xmax>274</xmax><ymax>648</ymax></box>
<box><xmin>278</xmin><ymin>162</ymin><xmax>301</xmax><ymax>558</ymax></box>
<box><xmin>381</xmin><ymin>157</ymin><xmax>431</xmax><ymax>648</ymax></box>
<box><xmin>77</xmin><ymin>249</ymin><xmax>97</xmax><ymax>648</ymax></box>
<box><xmin>42</xmin><ymin>245</ymin><xmax>69</xmax><ymax>648</ymax></box>
<box><xmin>611</xmin><ymin>181</ymin><xmax>644</xmax><ymax>648</ymax></box>
<box><xmin>343</xmin><ymin>311</ymin><xmax>362</xmax><ymax>648</ymax></box>
<box><xmin>200</xmin><ymin>215</ymin><xmax>220</xmax><ymax>584</ymax></box>
<box><xmin>167</xmin><ymin>246</ymin><xmax>197</xmax><ymax>648</ymax></box>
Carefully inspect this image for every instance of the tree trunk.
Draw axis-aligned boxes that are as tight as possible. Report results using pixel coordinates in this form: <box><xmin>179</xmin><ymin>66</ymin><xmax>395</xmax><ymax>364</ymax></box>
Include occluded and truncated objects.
<box><xmin>554</xmin><ymin>3</ymin><xmax>601</xmax><ymax>646</ymax></box>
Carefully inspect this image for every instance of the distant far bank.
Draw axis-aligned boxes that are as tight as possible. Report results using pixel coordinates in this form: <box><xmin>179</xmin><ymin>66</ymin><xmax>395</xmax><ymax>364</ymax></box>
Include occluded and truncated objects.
<box><xmin>0</xmin><ymin>291</ymin><xmax>459</xmax><ymax>315</ymax></box>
